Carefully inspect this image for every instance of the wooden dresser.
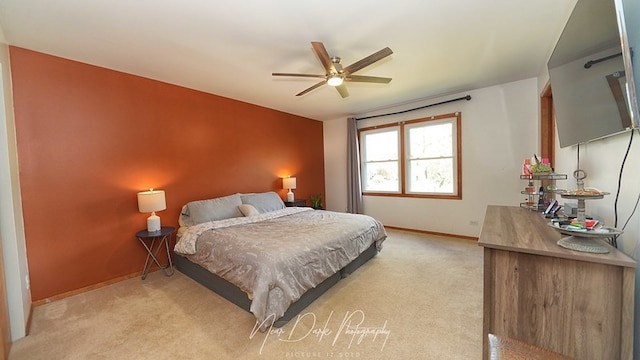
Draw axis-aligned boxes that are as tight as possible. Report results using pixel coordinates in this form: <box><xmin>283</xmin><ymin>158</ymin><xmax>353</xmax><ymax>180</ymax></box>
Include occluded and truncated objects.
<box><xmin>478</xmin><ymin>205</ymin><xmax>636</xmax><ymax>360</ymax></box>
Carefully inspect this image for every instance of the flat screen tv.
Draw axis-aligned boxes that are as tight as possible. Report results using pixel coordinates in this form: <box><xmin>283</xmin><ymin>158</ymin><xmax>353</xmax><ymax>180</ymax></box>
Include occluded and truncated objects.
<box><xmin>548</xmin><ymin>0</ymin><xmax>639</xmax><ymax>148</ymax></box>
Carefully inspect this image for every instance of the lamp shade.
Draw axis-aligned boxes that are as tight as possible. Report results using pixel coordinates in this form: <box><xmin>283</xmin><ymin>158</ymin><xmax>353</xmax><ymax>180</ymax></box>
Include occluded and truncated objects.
<box><xmin>283</xmin><ymin>177</ymin><xmax>296</xmax><ymax>190</ymax></box>
<box><xmin>137</xmin><ymin>189</ymin><xmax>166</xmax><ymax>213</ymax></box>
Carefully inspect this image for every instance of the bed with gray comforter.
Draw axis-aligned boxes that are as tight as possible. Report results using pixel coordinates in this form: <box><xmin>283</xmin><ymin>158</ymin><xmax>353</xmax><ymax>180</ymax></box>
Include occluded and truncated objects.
<box><xmin>174</xmin><ymin>192</ymin><xmax>387</xmax><ymax>330</ymax></box>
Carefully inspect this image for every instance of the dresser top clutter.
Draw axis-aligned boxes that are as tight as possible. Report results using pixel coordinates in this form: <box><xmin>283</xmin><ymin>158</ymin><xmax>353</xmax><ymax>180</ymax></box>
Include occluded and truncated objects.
<box><xmin>479</xmin><ymin>205</ymin><xmax>636</xmax><ymax>269</ymax></box>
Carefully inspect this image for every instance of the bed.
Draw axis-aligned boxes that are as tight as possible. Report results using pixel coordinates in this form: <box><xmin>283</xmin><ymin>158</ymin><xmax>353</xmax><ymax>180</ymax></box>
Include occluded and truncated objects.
<box><xmin>173</xmin><ymin>191</ymin><xmax>387</xmax><ymax>330</ymax></box>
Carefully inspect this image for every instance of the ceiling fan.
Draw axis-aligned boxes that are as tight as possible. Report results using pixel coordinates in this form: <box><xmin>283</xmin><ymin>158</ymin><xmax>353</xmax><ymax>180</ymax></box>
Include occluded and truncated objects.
<box><xmin>272</xmin><ymin>41</ymin><xmax>393</xmax><ymax>98</ymax></box>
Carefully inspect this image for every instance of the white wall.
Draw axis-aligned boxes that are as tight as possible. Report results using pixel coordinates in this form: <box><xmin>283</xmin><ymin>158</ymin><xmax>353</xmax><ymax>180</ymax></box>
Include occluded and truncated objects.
<box><xmin>324</xmin><ymin>78</ymin><xmax>541</xmax><ymax>238</ymax></box>
<box><xmin>323</xmin><ymin>118</ymin><xmax>349</xmax><ymax>214</ymax></box>
<box><xmin>554</xmin><ymin>134</ymin><xmax>640</xmax><ymax>258</ymax></box>
<box><xmin>0</xmin><ymin>39</ymin><xmax>31</xmax><ymax>340</ymax></box>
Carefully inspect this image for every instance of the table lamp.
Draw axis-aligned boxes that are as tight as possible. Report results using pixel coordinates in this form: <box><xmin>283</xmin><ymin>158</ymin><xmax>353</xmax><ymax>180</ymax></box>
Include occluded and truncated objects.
<box><xmin>283</xmin><ymin>177</ymin><xmax>296</xmax><ymax>202</ymax></box>
<box><xmin>137</xmin><ymin>189</ymin><xmax>166</xmax><ymax>233</ymax></box>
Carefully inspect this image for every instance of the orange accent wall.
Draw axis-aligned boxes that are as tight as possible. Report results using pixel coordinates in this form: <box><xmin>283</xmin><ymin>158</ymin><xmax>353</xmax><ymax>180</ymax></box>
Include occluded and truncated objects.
<box><xmin>9</xmin><ymin>47</ymin><xmax>325</xmax><ymax>301</ymax></box>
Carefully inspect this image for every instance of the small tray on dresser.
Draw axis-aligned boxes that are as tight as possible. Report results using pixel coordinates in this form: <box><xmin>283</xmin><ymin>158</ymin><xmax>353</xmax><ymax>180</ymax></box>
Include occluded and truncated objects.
<box><xmin>547</xmin><ymin>222</ymin><xmax>621</xmax><ymax>254</ymax></box>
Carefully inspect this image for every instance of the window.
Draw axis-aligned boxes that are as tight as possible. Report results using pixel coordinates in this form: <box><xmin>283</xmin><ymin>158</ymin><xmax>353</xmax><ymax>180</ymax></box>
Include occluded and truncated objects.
<box><xmin>361</xmin><ymin>127</ymin><xmax>400</xmax><ymax>192</ymax></box>
<box><xmin>359</xmin><ymin>112</ymin><xmax>461</xmax><ymax>199</ymax></box>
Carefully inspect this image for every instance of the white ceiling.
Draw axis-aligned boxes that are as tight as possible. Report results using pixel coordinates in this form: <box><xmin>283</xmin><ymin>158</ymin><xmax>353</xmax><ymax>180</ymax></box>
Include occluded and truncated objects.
<box><xmin>0</xmin><ymin>0</ymin><xmax>577</xmax><ymax>121</ymax></box>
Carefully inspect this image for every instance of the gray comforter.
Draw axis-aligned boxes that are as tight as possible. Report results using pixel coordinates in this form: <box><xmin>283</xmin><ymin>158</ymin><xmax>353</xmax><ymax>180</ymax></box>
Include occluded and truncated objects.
<box><xmin>174</xmin><ymin>207</ymin><xmax>386</xmax><ymax>329</ymax></box>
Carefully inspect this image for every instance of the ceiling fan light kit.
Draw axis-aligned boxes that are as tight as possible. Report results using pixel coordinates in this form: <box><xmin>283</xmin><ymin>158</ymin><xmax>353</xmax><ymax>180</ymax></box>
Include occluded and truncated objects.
<box><xmin>272</xmin><ymin>41</ymin><xmax>393</xmax><ymax>98</ymax></box>
<box><xmin>327</xmin><ymin>75</ymin><xmax>343</xmax><ymax>87</ymax></box>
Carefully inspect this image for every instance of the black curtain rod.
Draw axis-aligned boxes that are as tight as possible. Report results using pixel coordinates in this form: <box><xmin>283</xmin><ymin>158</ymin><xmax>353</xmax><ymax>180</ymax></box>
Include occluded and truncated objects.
<box><xmin>355</xmin><ymin>95</ymin><xmax>472</xmax><ymax>121</ymax></box>
<box><xmin>584</xmin><ymin>52</ymin><xmax>622</xmax><ymax>69</ymax></box>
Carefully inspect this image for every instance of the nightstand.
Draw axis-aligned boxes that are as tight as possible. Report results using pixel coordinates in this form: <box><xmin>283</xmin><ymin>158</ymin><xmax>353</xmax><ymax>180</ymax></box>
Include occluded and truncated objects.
<box><xmin>284</xmin><ymin>199</ymin><xmax>306</xmax><ymax>207</ymax></box>
<box><xmin>135</xmin><ymin>226</ymin><xmax>175</xmax><ymax>280</ymax></box>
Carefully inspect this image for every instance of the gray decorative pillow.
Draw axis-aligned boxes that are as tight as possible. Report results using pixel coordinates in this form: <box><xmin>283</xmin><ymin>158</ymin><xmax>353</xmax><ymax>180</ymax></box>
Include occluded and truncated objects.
<box><xmin>184</xmin><ymin>193</ymin><xmax>243</xmax><ymax>226</ymax></box>
<box><xmin>241</xmin><ymin>192</ymin><xmax>285</xmax><ymax>213</ymax></box>
<box><xmin>179</xmin><ymin>205</ymin><xmax>189</xmax><ymax>227</ymax></box>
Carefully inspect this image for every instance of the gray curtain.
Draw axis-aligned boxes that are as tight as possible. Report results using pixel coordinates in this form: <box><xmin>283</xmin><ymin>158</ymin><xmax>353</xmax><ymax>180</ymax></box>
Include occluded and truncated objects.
<box><xmin>347</xmin><ymin>117</ymin><xmax>364</xmax><ymax>214</ymax></box>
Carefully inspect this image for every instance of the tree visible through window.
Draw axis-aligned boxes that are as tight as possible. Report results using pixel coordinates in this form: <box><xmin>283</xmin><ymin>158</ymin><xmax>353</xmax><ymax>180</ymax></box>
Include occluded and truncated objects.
<box><xmin>359</xmin><ymin>112</ymin><xmax>461</xmax><ymax>199</ymax></box>
<box><xmin>361</xmin><ymin>128</ymin><xmax>399</xmax><ymax>192</ymax></box>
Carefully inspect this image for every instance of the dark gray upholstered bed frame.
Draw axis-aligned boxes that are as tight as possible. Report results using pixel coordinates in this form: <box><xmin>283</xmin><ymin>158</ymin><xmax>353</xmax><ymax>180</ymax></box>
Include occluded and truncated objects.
<box><xmin>174</xmin><ymin>243</ymin><xmax>378</xmax><ymax>327</ymax></box>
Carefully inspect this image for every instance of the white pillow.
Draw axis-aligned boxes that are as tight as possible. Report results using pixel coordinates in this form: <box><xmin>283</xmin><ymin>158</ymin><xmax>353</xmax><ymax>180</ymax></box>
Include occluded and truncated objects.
<box><xmin>238</xmin><ymin>204</ymin><xmax>260</xmax><ymax>217</ymax></box>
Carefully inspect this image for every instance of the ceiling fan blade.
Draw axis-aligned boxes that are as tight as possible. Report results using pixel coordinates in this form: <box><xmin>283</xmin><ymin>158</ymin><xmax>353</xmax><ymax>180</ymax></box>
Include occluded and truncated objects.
<box><xmin>346</xmin><ymin>75</ymin><xmax>392</xmax><ymax>84</ymax></box>
<box><xmin>335</xmin><ymin>84</ymin><xmax>349</xmax><ymax>98</ymax></box>
<box><xmin>311</xmin><ymin>41</ymin><xmax>337</xmax><ymax>74</ymax></box>
<box><xmin>272</xmin><ymin>73</ymin><xmax>327</xmax><ymax>79</ymax></box>
<box><xmin>296</xmin><ymin>81</ymin><xmax>327</xmax><ymax>96</ymax></box>
<box><xmin>343</xmin><ymin>47</ymin><xmax>393</xmax><ymax>74</ymax></box>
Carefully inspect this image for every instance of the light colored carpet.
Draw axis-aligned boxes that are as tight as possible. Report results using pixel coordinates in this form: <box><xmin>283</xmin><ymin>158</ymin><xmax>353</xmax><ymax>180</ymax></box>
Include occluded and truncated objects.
<box><xmin>9</xmin><ymin>229</ymin><xmax>484</xmax><ymax>359</ymax></box>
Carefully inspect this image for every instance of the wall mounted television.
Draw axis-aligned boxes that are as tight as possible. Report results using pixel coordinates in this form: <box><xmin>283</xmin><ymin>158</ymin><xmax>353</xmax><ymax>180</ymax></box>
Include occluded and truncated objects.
<box><xmin>548</xmin><ymin>0</ymin><xmax>639</xmax><ymax>148</ymax></box>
